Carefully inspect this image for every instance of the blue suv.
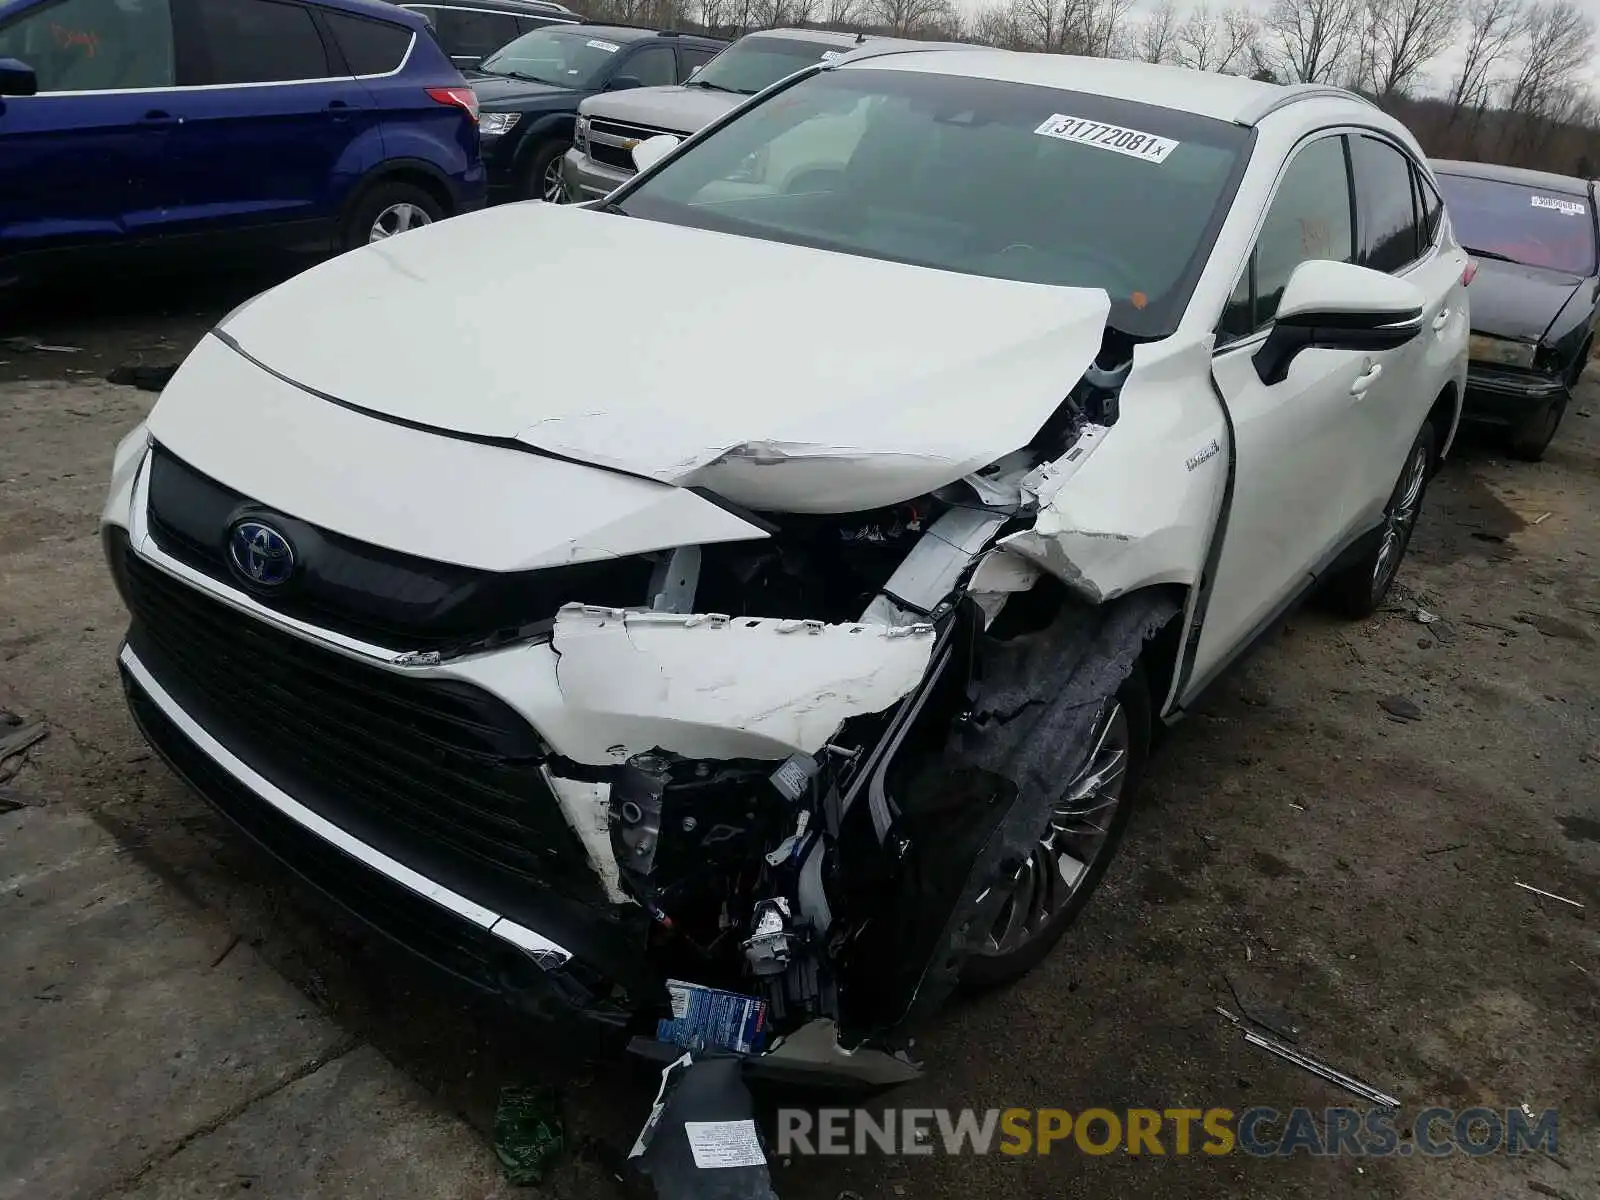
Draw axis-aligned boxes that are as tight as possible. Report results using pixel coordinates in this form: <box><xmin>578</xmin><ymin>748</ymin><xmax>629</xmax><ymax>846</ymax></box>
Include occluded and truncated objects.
<box><xmin>0</xmin><ymin>0</ymin><xmax>486</xmax><ymax>285</ymax></box>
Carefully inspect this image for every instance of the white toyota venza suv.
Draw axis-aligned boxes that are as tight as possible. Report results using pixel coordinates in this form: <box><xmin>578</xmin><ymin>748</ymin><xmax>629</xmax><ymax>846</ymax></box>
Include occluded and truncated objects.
<box><xmin>103</xmin><ymin>48</ymin><xmax>1469</xmax><ymax>1084</ymax></box>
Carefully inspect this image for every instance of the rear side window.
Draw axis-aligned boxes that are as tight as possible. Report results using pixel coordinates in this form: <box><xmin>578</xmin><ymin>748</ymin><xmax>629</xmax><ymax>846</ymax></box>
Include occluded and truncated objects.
<box><xmin>620</xmin><ymin>43</ymin><xmax>675</xmax><ymax>87</ymax></box>
<box><xmin>192</xmin><ymin>0</ymin><xmax>329</xmax><ymax>83</ymax></box>
<box><xmin>324</xmin><ymin>11</ymin><xmax>411</xmax><ymax>75</ymax></box>
<box><xmin>436</xmin><ymin>7</ymin><xmax>519</xmax><ymax>60</ymax></box>
<box><xmin>1350</xmin><ymin>134</ymin><xmax>1421</xmax><ymax>272</ymax></box>
<box><xmin>680</xmin><ymin>44</ymin><xmax>716</xmax><ymax>76</ymax></box>
<box><xmin>1414</xmin><ymin>167</ymin><xmax>1443</xmax><ymax>247</ymax></box>
<box><xmin>0</xmin><ymin>0</ymin><xmax>175</xmax><ymax>91</ymax></box>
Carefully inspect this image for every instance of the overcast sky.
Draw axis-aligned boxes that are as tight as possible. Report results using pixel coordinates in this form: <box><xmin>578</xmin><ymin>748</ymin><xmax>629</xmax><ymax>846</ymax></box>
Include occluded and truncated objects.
<box><xmin>1103</xmin><ymin>0</ymin><xmax>1600</xmax><ymax>94</ymax></box>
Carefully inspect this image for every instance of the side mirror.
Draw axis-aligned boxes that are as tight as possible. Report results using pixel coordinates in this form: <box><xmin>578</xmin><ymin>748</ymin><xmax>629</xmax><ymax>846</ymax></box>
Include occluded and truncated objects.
<box><xmin>1254</xmin><ymin>259</ymin><xmax>1426</xmax><ymax>386</ymax></box>
<box><xmin>631</xmin><ymin>132</ymin><xmax>680</xmax><ymax>173</ymax></box>
<box><xmin>607</xmin><ymin>74</ymin><xmax>642</xmax><ymax>91</ymax></box>
<box><xmin>0</xmin><ymin>58</ymin><xmax>37</xmax><ymax>97</ymax></box>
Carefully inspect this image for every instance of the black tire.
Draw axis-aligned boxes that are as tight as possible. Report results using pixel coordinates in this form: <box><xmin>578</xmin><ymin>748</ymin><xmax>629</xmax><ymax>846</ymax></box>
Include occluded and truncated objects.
<box><xmin>522</xmin><ymin>139</ymin><xmax>571</xmax><ymax>202</ymax></box>
<box><xmin>339</xmin><ymin>180</ymin><xmax>444</xmax><ymax>252</ymax></box>
<box><xmin>960</xmin><ymin>662</ymin><xmax>1152</xmax><ymax>988</ymax></box>
<box><xmin>1506</xmin><ymin>391</ymin><xmax>1568</xmax><ymax>462</ymax></box>
<box><xmin>1326</xmin><ymin>421</ymin><xmax>1436</xmax><ymax>618</ymax></box>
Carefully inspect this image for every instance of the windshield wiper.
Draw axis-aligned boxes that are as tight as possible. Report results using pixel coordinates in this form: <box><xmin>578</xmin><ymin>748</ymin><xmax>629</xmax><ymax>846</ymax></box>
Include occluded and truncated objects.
<box><xmin>1462</xmin><ymin>246</ymin><xmax>1517</xmax><ymax>264</ymax></box>
<box><xmin>689</xmin><ymin>79</ymin><xmax>748</xmax><ymax>94</ymax></box>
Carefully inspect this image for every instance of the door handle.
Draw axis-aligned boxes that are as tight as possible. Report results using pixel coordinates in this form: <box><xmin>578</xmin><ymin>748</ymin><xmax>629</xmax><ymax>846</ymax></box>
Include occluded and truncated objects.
<box><xmin>140</xmin><ymin>109</ymin><xmax>180</xmax><ymax>124</ymax></box>
<box><xmin>1432</xmin><ymin>307</ymin><xmax>1451</xmax><ymax>332</ymax></box>
<box><xmin>1350</xmin><ymin>363</ymin><xmax>1383</xmax><ymax>395</ymax></box>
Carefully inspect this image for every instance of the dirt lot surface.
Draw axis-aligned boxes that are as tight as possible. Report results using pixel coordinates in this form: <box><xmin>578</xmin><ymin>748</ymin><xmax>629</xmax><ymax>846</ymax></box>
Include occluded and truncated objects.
<box><xmin>2</xmin><ymin>274</ymin><xmax>1597</xmax><ymax>1200</ymax></box>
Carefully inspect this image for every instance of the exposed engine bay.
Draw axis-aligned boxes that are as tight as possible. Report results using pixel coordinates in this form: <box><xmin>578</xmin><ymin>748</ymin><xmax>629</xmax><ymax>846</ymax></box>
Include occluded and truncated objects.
<box><xmin>535</xmin><ymin>349</ymin><xmax>1181</xmax><ymax>1086</ymax></box>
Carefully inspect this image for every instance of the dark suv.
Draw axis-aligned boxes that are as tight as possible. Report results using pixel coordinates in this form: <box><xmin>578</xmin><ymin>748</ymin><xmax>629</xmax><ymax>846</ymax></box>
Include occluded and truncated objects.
<box><xmin>469</xmin><ymin>23</ymin><xmax>726</xmax><ymax>202</ymax></box>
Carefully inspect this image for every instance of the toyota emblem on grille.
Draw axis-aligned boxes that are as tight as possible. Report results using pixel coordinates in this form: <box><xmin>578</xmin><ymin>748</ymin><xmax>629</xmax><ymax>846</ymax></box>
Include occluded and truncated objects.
<box><xmin>229</xmin><ymin>520</ymin><xmax>296</xmax><ymax>587</ymax></box>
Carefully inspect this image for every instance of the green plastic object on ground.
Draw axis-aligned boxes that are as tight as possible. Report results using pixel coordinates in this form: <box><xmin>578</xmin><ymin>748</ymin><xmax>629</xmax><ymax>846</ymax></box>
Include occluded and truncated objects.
<box><xmin>494</xmin><ymin>1085</ymin><xmax>564</xmax><ymax>1186</ymax></box>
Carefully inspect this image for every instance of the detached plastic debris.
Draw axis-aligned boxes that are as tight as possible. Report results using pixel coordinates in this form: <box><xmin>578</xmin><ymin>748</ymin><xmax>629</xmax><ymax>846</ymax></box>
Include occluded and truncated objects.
<box><xmin>655</xmin><ymin>980</ymin><xmax>768</xmax><ymax>1055</ymax></box>
<box><xmin>631</xmin><ymin>1054</ymin><xmax>777</xmax><ymax>1200</ymax></box>
<box><xmin>493</xmin><ymin>1084</ymin><xmax>564</xmax><ymax>1186</ymax></box>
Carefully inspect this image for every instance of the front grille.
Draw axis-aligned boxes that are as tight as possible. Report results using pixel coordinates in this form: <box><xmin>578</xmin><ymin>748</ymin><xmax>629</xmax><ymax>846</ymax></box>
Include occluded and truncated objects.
<box><xmin>145</xmin><ymin>445</ymin><xmax>653</xmax><ymax>653</ymax></box>
<box><xmin>117</xmin><ymin>533</ymin><xmax>608</xmax><ymax>912</ymax></box>
<box><xmin>589</xmin><ymin>141</ymin><xmax>636</xmax><ymax>172</ymax></box>
<box><xmin>587</xmin><ymin>117</ymin><xmax>682</xmax><ymax>174</ymax></box>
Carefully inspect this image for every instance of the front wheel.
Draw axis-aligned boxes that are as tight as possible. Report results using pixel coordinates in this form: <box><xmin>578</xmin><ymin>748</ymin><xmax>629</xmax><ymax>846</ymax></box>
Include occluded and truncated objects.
<box><xmin>960</xmin><ymin>664</ymin><xmax>1151</xmax><ymax>987</ymax></box>
<box><xmin>1325</xmin><ymin>421</ymin><xmax>1436</xmax><ymax>618</ymax></box>
<box><xmin>523</xmin><ymin>139</ymin><xmax>571</xmax><ymax>203</ymax></box>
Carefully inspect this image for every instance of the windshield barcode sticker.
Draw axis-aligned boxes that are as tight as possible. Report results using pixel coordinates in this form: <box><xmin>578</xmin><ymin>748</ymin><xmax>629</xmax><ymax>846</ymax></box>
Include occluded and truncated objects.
<box><xmin>1531</xmin><ymin>194</ymin><xmax>1586</xmax><ymax>216</ymax></box>
<box><xmin>820</xmin><ymin>49</ymin><xmax>842</xmax><ymax>60</ymax></box>
<box><xmin>586</xmin><ymin>38</ymin><xmax>620</xmax><ymax>52</ymax></box>
<box><xmin>1034</xmin><ymin>114</ymin><xmax>1179</xmax><ymax>163</ymax></box>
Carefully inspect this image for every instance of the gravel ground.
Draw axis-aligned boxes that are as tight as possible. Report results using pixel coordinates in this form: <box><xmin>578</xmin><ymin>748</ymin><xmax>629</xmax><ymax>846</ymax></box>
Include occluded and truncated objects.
<box><xmin>1</xmin><ymin>276</ymin><xmax>1596</xmax><ymax>1199</ymax></box>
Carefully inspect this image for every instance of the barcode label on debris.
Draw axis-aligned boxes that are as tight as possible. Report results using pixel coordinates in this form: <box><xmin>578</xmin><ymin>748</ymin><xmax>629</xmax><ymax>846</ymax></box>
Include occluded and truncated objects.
<box><xmin>1034</xmin><ymin>114</ymin><xmax>1179</xmax><ymax>163</ymax></box>
<box><xmin>684</xmin><ymin>1120</ymin><xmax>766</xmax><ymax>1169</ymax></box>
<box><xmin>668</xmin><ymin>983</ymin><xmax>690</xmax><ymax>1019</ymax></box>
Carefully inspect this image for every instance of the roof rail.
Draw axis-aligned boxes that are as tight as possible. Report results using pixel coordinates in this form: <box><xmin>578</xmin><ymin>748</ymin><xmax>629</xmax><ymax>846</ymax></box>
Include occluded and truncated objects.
<box><xmin>1235</xmin><ymin>82</ymin><xmax>1377</xmax><ymax>126</ymax></box>
<box><xmin>823</xmin><ymin>39</ymin><xmax>967</xmax><ymax>67</ymax></box>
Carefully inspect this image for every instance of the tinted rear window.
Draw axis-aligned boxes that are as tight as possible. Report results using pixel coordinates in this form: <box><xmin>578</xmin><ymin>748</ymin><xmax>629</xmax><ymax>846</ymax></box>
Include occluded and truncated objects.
<box><xmin>324</xmin><ymin>11</ymin><xmax>412</xmax><ymax>74</ymax></box>
<box><xmin>1437</xmin><ymin>172</ymin><xmax>1597</xmax><ymax>275</ymax></box>
<box><xmin>193</xmin><ymin>0</ymin><xmax>328</xmax><ymax>83</ymax></box>
<box><xmin>617</xmin><ymin>68</ymin><xmax>1251</xmax><ymax>337</ymax></box>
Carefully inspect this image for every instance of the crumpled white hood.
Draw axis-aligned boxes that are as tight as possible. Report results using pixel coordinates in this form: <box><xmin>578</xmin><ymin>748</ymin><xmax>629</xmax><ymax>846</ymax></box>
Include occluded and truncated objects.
<box><xmin>222</xmin><ymin>202</ymin><xmax>1111</xmax><ymax>512</ymax></box>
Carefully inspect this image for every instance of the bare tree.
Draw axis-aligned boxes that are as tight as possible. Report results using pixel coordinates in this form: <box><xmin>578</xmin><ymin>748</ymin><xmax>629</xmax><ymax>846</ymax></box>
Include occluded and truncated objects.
<box><xmin>1350</xmin><ymin>0</ymin><xmax>1460</xmax><ymax>97</ymax></box>
<box><xmin>871</xmin><ymin>0</ymin><xmax>953</xmax><ymax>34</ymax></box>
<box><xmin>1174</xmin><ymin>2</ymin><xmax>1258</xmax><ymax>71</ymax></box>
<box><xmin>967</xmin><ymin>0</ymin><xmax>1035</xmax><ymax>46</ymax></box>
<box><xmin>822</xmin><ymin>0</ymin><xmax>868</xmax><ymax>25</ymax></box>
<box><xmin>1505</xmin><ymin>0</ymin><xmax>1593</xmax><ymax>118</ymax></box>
<box><xmin>1135</xmin><ymin>0</ymin><xmax>1182</xmax><ymax>61</ymax></box>
<box><xmin>1077</xmin><ymin>0</ymin><xmax>1135</xmax><ymax>55</ymax></box>
<box><xmin>1447</xmin><ymin>0</ymin><xmax>1528</xmax><ymax>118</ymax></box>
<box><xmin>1258</xmin><ymin>0</ymin><xmax>1362</xmax><ymax>82</ymax></box>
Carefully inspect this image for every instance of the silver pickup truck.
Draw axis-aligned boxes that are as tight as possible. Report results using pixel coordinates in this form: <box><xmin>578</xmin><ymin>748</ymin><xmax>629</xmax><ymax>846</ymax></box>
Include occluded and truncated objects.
<box><xmin>562</xmin><ymin>27</ymin><xmax>914</xmax><ymax>202</ymax></box>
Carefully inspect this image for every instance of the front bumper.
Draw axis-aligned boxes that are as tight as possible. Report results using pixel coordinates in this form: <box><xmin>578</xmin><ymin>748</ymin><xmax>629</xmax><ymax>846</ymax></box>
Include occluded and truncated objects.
<box><xmin>1462</xmin><ymin>361</ymin><xmax>1567</xmax><ymax>426</ymax></box>
<box><xmin>562</xmin><ymin>148</ymin><xmax>630</xmax><ymax>203</ymax></box>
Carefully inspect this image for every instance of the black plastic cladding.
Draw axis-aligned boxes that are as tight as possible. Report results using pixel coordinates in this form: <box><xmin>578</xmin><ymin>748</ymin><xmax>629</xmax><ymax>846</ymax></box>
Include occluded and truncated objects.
<box><xmin>145</xmin><ymin>445</ymin><xmax>654</xmax><ymax>651</ymax></box>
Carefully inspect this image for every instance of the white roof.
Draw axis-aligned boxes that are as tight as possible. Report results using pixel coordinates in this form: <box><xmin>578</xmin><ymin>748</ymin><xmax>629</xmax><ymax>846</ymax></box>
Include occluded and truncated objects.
<box><xmin>841</xmin><ymin>50</ymin><xmax>1316</xmax><ymax>125</ymax></box>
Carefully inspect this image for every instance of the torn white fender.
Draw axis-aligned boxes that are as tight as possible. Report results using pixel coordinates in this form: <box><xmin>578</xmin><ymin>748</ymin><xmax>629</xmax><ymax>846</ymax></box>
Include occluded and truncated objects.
<box><xmin>551</xmin><ymin>605</ymin><xmax>936</xmax><ymax>760</ymax></box>
<box><xmin>966</xmin><ymin>548</ymin><xmax>1043</xmax><ymax>626</ymax></box>
<box><xmin>999</xmin><ymin>338</ymin><xmax>1230</xmax><ymax>605</ymax></box>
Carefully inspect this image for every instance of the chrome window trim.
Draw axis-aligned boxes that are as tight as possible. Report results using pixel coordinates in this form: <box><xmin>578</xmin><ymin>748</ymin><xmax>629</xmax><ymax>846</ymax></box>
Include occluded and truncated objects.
<box><xmin>10</xmin><ymin>30</ymin><xmax>416</xmax><ymax>95</ymax></box>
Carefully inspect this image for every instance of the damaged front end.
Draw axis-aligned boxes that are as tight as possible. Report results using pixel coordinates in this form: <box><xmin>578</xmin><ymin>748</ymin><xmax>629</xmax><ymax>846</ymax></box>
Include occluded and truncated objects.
<box><xmin>526</xmin><ymin>357</ymin><xmax>1180</xmax><ymax>1092</ymax></box>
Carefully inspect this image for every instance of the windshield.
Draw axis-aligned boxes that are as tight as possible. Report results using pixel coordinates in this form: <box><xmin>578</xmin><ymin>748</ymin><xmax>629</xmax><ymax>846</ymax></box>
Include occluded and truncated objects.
<box><xmin>614</xmin><ymin>68</ymin><xmax>1250</xmax><ymax>335</ymax></box>
<box><xmin>1436</xmin><ymin>172</ymin><xmax>1597</xmax><ymax>276</ymax></box>
<box><xmin>479</xmin><ymin>28</ymin><xmax>627</xmax><ymax>88</ymax></box>
<box><xmin>691</xmin><ymin>34</ymin><xmax>856</xmax><ymax>95</ymax></box>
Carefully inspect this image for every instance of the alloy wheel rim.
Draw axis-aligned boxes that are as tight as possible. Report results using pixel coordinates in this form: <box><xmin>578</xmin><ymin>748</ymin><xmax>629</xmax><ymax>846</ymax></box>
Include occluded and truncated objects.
<box><xmin>1373</xmin><ymin>443</ymin><xmax>1427</xmax><ymax>596</ymax></box>
<box><xmin>369</xmin><ymin>203</ymin><xmax>432</xmax><ymax>242</ymax></box>
<box><xmin>542</xmin><ymin>159</ymin><xmax>566</xmax><ymax>202</ymax></box>
<box><xmin>974</xmin><ymin>701</ymin><xmax>1130</xmax><ymax>957</ymax></box>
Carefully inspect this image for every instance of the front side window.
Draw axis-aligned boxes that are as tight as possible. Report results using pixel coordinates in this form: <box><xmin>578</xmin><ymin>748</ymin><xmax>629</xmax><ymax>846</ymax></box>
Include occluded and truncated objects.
<box><xmin>619</xmin><ymin>42</ymin><xmax>673</xmax><ymax>88</ymax></box>
<box><xmin>1435</xmin><ymin>171</ymin><xmax>1597</xmax><ymax>276</ymax></box>
<box><xmin>687</xmin><ymin>34</ymin><xmax>851</xmax><ymax>97</ymax></box>
<box><xmin>478</xmin><ymin>27</ymin><xmax>628</xmax><ymax>88</ymax></box>
<box><xmin>192</xmin><ymin>0</ymin><xmax>328</xmax><ymax>84</ymax></box>
<box><xmin>1350</xmin><ymin>134</ymin><xmax>1422</xmax><ymax>273</ymax></box>
<box><xmin>680</xmin><ymin>43</ymin><xmax>716</xmax><ymax>77</ymax></box>
<box><xmin>0</xmin><ymin>0</ymin><xmax>174</xmax><ymax>91</ymax></box>
<box><xmin>615</xmin><ymin>68</ymin><xmax>1250</xmax><ymax>338</ymax></box>
<box><xmin>1230</xmin><ymin>135</ymin><xmax>1355</xmax><ymax>335</ymax></box>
